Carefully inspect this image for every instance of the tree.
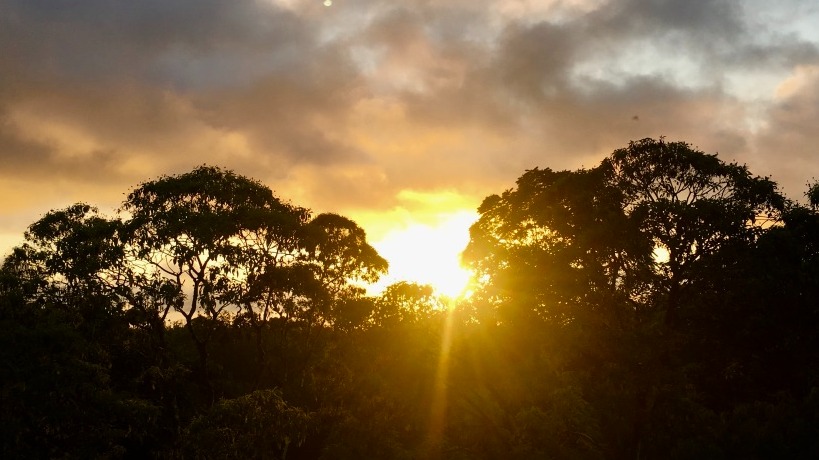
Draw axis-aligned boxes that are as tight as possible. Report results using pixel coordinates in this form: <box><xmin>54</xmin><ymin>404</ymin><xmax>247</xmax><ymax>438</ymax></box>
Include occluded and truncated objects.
<box><xmin>2</xmin><ymin>204</ymin><xmax>125</xmax><ymax>318</ymax></box>
<box><xmin>0</xmin><ymin>242</ymin><xmax>162</xmax><ymax>458</ymax></box>
<box><xmin>183</xmin><ymin>389</ymin><xmax>312</xmax><ymax>459</ymax></box>
<box><xmin>0</xmin><ymin>302</ymin><xmax>161</xmax><ymax>458</ymax></box>
<box><xmin>461</xmin><ymin>138</ymin><xmax>789</xmax><ymax>458</ymax></box>
<box><xmin>603</xmin><ymin>138</ymin><xmax>785</xmax><ymax>326</ymax></box>
<box><xmin>121</xmin><ymin>166</ymin><xmax>309</xmax><ymax>375</ymax></box>
<box><xmin>1</xmin><ymin>165</ymin><xmax>399</xmax><ymax>457</ymax></box>
<box><xmin>465</xmin><ymin>138</ymin><xmax>786</xmax><ymax>328</ymax></box>
<box><xmin>463</xmin><ymin>166</ymin><xmax>652</xmax><ymax>328</ymax></box>
<box><xmin>302</xmin><ymin>213</ymin><xmax>388</xmax><ymax>325</ymax></box>
<box><xmin>808</xmin><ymin>180</ymin><xmax>819</xmax><ymax>210</ymax></box>
<box><xmin>372</xmin><ymin>281</ymin><xmax>441</xmax><ymax>326</ymax></box>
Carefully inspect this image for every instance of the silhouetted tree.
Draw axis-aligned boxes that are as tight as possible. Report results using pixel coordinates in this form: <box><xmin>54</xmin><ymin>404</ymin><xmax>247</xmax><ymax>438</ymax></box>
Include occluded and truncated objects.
<box><xmin>183</xmin><ymin>389</ymin><xmax>312</xmax><ymax>460</ymax></box>
<box><xmin>3</xmin><ymin>149</ymin><xmax>819</xmax><ymax>458</ymax></box>
<box><xmin>121</xmin><ymin>166</ymin><xmax>310</xmax><ymax>380</ymax></box>
<box><xmin>604</xmin><ymin>138</ymin><xmax>784</xmax><ymax>326</ymax></box>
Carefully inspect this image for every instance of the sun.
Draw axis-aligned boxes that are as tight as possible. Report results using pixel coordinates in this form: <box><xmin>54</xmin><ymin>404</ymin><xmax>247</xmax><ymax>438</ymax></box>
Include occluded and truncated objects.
<box><xmin>369</xmin><ymin>211</ymin><xmax>477</xmax><ymax>299</ymax></box>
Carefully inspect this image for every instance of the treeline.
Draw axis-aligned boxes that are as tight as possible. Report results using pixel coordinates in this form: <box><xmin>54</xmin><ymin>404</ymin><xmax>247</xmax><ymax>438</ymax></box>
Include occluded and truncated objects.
<box><xmin>2</xmin><ymin>138</ymin><xmax>819</xmax><ymax>459</ymax></box>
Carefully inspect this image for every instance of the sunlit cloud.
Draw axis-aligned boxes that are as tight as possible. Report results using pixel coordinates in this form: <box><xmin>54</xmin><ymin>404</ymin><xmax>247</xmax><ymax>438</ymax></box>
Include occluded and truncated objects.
<box><xmin>774</xmin><ymin>64</ymin><xmax>819</xmax><ymax>100</ymax></box>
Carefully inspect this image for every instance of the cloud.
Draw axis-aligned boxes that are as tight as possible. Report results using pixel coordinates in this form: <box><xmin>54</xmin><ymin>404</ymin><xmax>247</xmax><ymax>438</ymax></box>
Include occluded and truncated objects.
<box><xmin>2</xmin><ymin>0</ymin><xmax>819</xmax><ymax>257</ymax></box>
<box><xmin>0</xmin><ymin>0</ymin><xmax>372</xmax><ymax>195</ymax></box>
<box><xmin>754</xmin><ymin>65</ymin><xmax>819</xmax><ymax>197</ymax></box>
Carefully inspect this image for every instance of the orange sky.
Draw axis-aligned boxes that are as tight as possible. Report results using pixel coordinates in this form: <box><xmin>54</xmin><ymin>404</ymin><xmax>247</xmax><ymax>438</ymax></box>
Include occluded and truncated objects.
<box><xmin>3</xmin><ymin>0</ymin><xmax>819</xmax><ymax>291</ymax></box>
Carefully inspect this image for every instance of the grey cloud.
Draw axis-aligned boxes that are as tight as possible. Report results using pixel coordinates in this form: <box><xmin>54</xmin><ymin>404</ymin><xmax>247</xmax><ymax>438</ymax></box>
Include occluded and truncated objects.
<box><xmin>583</xmin><ymin>0</ymin><xmax>819</xmax><ymax>84</ymax></box>
<box><xmin>494</xmin><ymin>21</ymin><xmax>579</xmax><ymax>100</ymax></box>
<box><xmin>720</xmin><ymin>39</ymin><xmax>819</xmax><ymax>72</ymax></box>
<box><xmin>0</xmin><ymin>0</ymin><xmax>309</xmax><ymax>88</ymax></box>
<box><xmin>192</xmin><ymin>44</ymin><xmax>370</xmax><ymax>168</ymax></box>
<box><xmin>587</xmin><ymin>0</ymin><xmax>744</xmax><ymax>42</ymax></box>
<box><xmin>0</xmin><ymin>116</ymin><xmax>125</xmax><ymax>183</ymax></box>
<box><xmin>0</xmin><ymin>111</ymin><xmax>56</xmax><ymax>175</ymax></box>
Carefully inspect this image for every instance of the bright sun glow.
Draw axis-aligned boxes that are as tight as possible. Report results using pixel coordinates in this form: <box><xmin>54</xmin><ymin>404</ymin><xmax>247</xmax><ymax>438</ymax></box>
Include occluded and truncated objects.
<box><xmin>369</xmin><ymin>211</ymin><xmax>478</xmax><ymax>299</ymax></box>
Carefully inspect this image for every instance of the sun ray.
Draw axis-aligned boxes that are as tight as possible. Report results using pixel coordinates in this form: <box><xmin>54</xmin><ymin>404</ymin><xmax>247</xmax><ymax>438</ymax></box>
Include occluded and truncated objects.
<box><xmin>423</xmin><ymin>297</ymin><xmax>457</xmax><ymax>458</ymax></box>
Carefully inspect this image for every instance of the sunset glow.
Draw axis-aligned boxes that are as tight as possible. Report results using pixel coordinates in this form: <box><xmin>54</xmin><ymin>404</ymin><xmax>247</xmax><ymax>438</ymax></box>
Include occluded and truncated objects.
<box><xmin>368</xmin><ymin>210</ymin><xmax>477</xmax><ymax>299</ymax></box>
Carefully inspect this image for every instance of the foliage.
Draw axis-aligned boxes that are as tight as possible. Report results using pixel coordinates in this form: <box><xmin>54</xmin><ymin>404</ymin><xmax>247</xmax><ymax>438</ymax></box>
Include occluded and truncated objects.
<box><xmin>0</xmin><ymin>290</ymin><xmax>161</xmax><ymax>458</ymax></box>
<box><xmin>183</xmin><ymin>389</ymin><xmax>312</xmax><ymax>459</ymax></box>
<box><xmin>2</xmin><ymin>145</ymin><xmax>819</xmax><ymax>458</ymax></box>
<box><xmin>373</xmin><ymin>281</ymin><xmax>442</xmax><ymax>326</ymax></box>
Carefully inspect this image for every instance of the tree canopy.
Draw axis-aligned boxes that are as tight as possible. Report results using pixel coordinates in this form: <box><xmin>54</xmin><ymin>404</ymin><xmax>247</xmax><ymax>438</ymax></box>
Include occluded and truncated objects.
<box><xmin>3</xmin><ymin>143</ymin><xmax>819</xmax><ymax>459</ymax></box>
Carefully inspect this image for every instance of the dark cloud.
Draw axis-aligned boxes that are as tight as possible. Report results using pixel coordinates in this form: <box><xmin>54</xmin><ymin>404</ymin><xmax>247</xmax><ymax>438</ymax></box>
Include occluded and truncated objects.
<box><xmin>494</xmin><ymin>21</ymin><xmax>579</xmax><ymax>100</ymax></box>
<box><xmin>0</xmin><ymin>0</ymin><xmax>309</xmax><ymax>86</ymax></box>
<box><xmin>592</xmin><ymin>0</ymin><xmax>744</xmax><ymax>38</ymax></box>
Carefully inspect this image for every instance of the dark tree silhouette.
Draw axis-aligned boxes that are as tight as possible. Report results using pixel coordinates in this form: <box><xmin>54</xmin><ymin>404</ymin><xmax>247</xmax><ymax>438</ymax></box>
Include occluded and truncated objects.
<box><xmin>2</xmin><ymin>148</ymin><xmax>819</xmax><ymax>459</ymax></box>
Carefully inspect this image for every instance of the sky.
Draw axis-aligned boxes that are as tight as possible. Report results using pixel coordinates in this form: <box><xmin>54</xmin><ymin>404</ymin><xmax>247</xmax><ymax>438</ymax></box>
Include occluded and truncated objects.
<box><xmin>2</xmin><ymin>0</ymin><xmax>819</xmax><ymax>292</ymax></box>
